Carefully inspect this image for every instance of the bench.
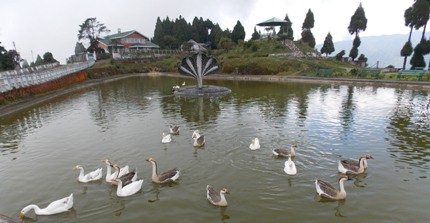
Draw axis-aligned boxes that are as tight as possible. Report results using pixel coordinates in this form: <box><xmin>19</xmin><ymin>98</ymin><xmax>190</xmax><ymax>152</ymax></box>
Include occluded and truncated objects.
<box><xmin>397</xmin><ymin>68</ymin><xmax>425</xmax><ymax>80</ymax></box>
<box><xmin>316</xmin><ymin>68</ymin><xmax>333</xmax><ymax>77</ymax></box>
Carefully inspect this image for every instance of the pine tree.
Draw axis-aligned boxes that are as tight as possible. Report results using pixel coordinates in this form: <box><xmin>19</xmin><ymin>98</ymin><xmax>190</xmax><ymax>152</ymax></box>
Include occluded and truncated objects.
<box><xmin>231</xmin><ymin>20</ymin><xmax>246</xmax><ymax>44</ymax></box>
<box><xmin>153</xmin><ymin>17</ymin><xmax>164</xmax><ymax>47</ymax></box>
<box><xmin>251</xmin><ymin>27</ymin><xmax>260</xmax><ymax>40</ymax></box>
<box><xmin>301</xmin><ymin>9</ymin><xmax>315</xmax><ymax>48</ymax></box>
<box><xmin>335</xmin><ymin>50</ymin><xmax>345</xmax><ymax>61</ymax></box>
<box><xmin>35</xmin><ymin>55</ymin><xmax>43</xmax><ymax>65</ymax></box>
<box><xmin>279</xmin><ymin>14</ymin><xmax>293</xmax><ymax>40</ymax></box>
<box><xmin>320</xmin><ymin>33</ymin><xmax>335</xmax><ymax>56</ymax></box>
<box><xmin>348</xmin><ymin>3</ymin><xmax>367</xmax><ymax>60</ymax></box>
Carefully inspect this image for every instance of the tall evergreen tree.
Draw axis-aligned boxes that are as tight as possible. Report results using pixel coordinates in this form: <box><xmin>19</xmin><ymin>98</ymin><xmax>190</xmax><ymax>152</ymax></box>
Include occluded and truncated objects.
<box><xmin>301</xmin><ymin>9</ymin><xmax>315</xmax><ymax>48</ymax></box>
<box><xmin>153</xmin><ymin>17</ymin><xmax>164</xmax><ymax>47</ymax></box>
<box><xmin>320</xmin><ymin>32</ymin><xmax>335</xmax><ymax>56</ymax></box>
<box><xmin>231</xmin><ymin>20</ymin><xmax>246</xmax><ymax>44</ymax></box>
<box><xmin>402</xmin><ymin>7</ymin><xmax>416</xmax><ymax>69</ymax></box>
<box><xmin>251</xmin><ymin>27</ymin><xmax>261</xmax><ymax>40</ymax></box>
<box><xmin>35</xmin><ymin>54</ymin><xmax>43</xmax><ymax>66</ymax></box>
<box><xmin>348</xmin><ymin>3</ymin><xmax>367</xmax><ymax>60</ymax></box>
<box><xmin>302</xmin><ymin>9</ymin><xmax>315</xmax><ymax>29</ymax></box>
<box><xmin>279</xmin><ymin>14</ymin><xmax>294</xmax><ymax>40</ymax></box>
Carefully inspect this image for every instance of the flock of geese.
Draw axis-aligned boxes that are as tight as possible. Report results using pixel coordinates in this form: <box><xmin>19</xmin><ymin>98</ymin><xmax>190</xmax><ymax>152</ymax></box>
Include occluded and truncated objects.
<box><xmin>18</xmin><ymin>125</ymin><xmax>373</xmax><ymax>219</ymax></box>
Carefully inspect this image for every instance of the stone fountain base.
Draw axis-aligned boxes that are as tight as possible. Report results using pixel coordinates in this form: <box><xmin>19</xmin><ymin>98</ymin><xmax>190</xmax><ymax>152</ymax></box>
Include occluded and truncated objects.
<box><xmin>173</xmin><ymin>85</ymin><xmax>231</xmax><ymax>97</ymax></box>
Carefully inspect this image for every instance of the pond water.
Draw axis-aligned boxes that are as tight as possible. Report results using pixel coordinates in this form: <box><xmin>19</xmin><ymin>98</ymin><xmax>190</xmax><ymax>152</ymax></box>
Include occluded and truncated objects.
<box><xmin>0</xmin><ymin>76</ymin><xmax>429</xmax><ymax>223</ymax></box>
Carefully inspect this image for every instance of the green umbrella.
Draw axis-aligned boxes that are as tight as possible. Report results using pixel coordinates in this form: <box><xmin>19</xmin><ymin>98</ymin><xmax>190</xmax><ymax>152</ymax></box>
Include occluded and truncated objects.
<box><xmin>256</xmin><ymin>17</ymin><xmax>289</xmax><ymax>27</ymax></box>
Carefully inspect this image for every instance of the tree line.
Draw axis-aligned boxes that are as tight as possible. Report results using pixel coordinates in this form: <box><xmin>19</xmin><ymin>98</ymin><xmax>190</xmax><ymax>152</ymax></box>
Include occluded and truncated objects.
<box><xmin>401</xmin><ymin>0</ymin><xmax>430</xmax><ymax>69</ymax></box>
<box><xmin>152</xmin><ymin>16</ymin><xmax>245</xmax><ymax>49</ymax></box>
<box><xmin>0</xmin><ymin>42</ymin><xmax>57</xmax><ymax>71</ymax></box>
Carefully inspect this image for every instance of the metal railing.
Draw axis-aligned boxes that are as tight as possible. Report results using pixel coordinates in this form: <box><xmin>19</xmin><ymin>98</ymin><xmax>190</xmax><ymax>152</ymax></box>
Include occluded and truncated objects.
<box><xmin>0</xmin><ymin>60</ymin><xmax>95</xmax><ymax>93</ymax></box>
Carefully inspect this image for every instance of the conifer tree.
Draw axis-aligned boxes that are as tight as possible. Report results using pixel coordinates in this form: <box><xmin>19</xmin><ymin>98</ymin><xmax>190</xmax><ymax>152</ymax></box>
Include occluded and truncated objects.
<box><xmin>301</xmin><ymin>9</ymin><xmax>315</xmax><ymax>48</ymax></box>
<box><xmin>321</xmin><ymin>33</ymin><xmax>335</xmax><ymax>56</ymax></box>
<box><xmin>251</xmin><ymin>27</ymin><xmax>261</xmax><ymax>40</ymax></box>
<box><xmin>348</xmin><ymin>3</ymin><xmax>367</xmax><ymax>60</ymax></box>
<box><xmin>231</xmin><ymin>20</ymin><xmax>246</xmax><ymax>44</ymax></box>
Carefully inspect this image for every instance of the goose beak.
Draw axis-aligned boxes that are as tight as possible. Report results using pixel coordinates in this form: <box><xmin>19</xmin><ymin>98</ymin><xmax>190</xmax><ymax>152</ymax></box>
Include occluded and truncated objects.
<box><xmin>19</xmin><ymin>212</ymin><xmax>25</xmax><ymax>219</ymax></box>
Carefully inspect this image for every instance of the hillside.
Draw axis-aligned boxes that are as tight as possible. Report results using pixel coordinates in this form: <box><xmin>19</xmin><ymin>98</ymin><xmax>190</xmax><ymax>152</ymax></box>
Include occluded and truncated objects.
<box><xmin>316</xmin><ymin>32</ymin><xmax>430</xmax><ymax>69</ymax></box>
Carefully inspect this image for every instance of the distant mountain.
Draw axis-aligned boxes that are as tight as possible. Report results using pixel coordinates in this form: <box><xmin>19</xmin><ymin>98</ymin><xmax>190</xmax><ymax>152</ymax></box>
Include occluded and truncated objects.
<box><xmin>316</xmin><ymin>32</ymin><xmax>430</xmax><ymax>69</ymax></box>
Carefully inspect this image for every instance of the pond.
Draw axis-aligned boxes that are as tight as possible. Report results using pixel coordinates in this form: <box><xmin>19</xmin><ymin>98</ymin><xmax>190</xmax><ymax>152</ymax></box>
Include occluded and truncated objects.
<box><xmin>0</xmin><ymin>76</ymin><xmax>429</xmax><ymax>223</ymax></box>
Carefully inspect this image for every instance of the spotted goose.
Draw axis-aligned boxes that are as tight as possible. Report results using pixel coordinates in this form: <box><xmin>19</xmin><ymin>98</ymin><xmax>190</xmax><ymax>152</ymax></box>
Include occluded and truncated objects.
<box><xmin>315</xmin><ymin>175</ymin><xmax>349</xmax><ymax>200</ymax></box>
<box><xmin>146</xmin><ymin>158</ymin><xmax>180</xmax><ymax>183</ymax></box>
<box><xmin>169</xmin><ymin>125</ymin><xmax>180</xmax><ymax>135</ymax></box>
<box><xmin>206</xmin><ymin>185</ymin><xmax>229</xmax><ymax>207</ymax></box>
<box><xmin>192</xmin><ymin>130</ymin><xmax>205</xmax><ymax>147</ymax></box>
<box><xmin>111</xmin><ymin>164</ymin><xmax>138</xmax><ymax>186</ymax></box>
<box><xmin>272</xmin><ymin>144</ymin><xmax>297</xmax><ymax>157</ymax></box>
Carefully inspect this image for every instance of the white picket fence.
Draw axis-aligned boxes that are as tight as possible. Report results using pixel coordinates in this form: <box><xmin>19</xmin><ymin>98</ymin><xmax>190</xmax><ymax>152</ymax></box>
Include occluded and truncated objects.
<box><xmin>0</xmin><ymin>60</ymin><xmax>95</xmax><ymax>93</ymax></box>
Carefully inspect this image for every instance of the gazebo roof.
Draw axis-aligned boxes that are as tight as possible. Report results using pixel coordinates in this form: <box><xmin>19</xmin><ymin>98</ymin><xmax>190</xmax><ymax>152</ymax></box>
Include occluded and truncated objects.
<box><xmin>257</xmin><ymin>17</ymin><xmax>289</xmax><ymax>27</ymax></box>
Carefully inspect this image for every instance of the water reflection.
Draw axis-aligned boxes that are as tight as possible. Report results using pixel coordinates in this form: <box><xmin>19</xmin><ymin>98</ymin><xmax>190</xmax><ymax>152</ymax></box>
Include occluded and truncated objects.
<box><xmin>339</xmin><ymin>85</ymin><xmax>356</xmax><ymax>133</ymax></box>
<box><xmin>387</xmin><ymin>89</ymin><xmax>430</xmax><ymax>178</ymax></box>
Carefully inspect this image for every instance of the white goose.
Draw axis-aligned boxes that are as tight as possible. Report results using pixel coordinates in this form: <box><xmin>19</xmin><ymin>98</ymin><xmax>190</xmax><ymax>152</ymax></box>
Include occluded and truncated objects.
<box><xmin>115</xmin><ymin>178</ymin><xmax>143</xmax><ymax>197</ymax></box>
<box><xmin>74</xmin><ymin>165</ymin><xmax>103</xmax><ymax>183</ymax></box>
<box><xmin>146</xmin><ymin>158</ymin><xmax>180</xmax><ymax>183</ymax></box>
<box><xmin>206</xmin><ymin>185</ymin><xmax>229</xmax><ymax>207</ymax></box>
<box><xmin>192</xmin><ymin>130</ymin><xmax>205</xmax><ymax>147</ymax></box>
<box><xmin>19</xmin><ymin>193</ymin><xmax>73</xmax><ymax>219</ymax></box>
<box><xmin>284</xmin><ymin>155</ymin><xmax>297</xmax><ymax>175</ymax></box>
<box><xmin>182</xmin><ymin>81</ymin><xmax>186</xmax><ymax>86</ymax></box>
<box><xmin>249</xmin><ymin>138</ymin><xmax>260</xmax><ymax>150</ymax></box>
<box><xmin>161</xmin><ymin>132</ymin><xmax>172</xmax><ymax>144</ymax></box>
<box><xmin>315</xmin><ymin>175</ymin><xmax>349</xmax><ymax>200</ymax></box>
<box><xmin>102</xmin><ymin>159</ymin><xmax>129</xmax><ymax>183</ymax></box>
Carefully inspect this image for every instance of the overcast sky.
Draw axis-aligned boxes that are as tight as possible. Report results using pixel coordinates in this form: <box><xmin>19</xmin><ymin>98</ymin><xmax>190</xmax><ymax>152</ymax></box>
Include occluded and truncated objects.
<box><xmin>0</xmin><ymin>0</ymin><xmax>413</xmax><ymax>63</ymax></box>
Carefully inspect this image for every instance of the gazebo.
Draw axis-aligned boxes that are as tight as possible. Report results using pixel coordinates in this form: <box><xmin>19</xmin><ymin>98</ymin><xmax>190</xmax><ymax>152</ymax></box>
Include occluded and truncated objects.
<box><xmin>256</xmin><ymin>17</ymin><xmax>290</xmax><ymax>39</ymax></box>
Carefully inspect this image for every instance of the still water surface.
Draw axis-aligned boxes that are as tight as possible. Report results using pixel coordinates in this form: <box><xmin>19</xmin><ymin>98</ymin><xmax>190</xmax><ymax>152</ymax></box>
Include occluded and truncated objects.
<box><xmin>0</xmin><ymin>76</ymin><xmax>429</xmax><ymax>223</ymax></box>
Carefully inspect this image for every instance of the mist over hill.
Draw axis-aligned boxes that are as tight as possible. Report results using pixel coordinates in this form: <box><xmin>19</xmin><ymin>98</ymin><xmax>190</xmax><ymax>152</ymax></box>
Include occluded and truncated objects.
<box><xmin>316</xmin><ymin>32</ymin><xmax>430</xmax><ymax>69</ymax></box>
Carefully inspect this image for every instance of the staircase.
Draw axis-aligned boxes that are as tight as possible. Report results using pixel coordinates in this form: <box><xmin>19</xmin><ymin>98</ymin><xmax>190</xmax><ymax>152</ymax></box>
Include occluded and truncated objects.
<box><xmin>283</xmin><ymin>40</ymin><xmax>305</xmax><ymax>57</ymax></box>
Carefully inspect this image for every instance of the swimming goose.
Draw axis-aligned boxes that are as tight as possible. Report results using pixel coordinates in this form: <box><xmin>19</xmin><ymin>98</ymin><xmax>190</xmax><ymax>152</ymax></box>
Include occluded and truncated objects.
<box><xmin>340</xmin><ymin>154</ymin><xmax>373</xmax><ymax>169</ymax></box>
<box><xmin>19</xmin><ymin>193</ymin><xmax>73</xmax><ymax>219</ymax></box>
<box><xmin>146</xmin><ymin>158</ymin><xmax>180</xmax><ymax>183</ymax></box>
<box><xmin>206</xmin><ymin>185</ymin><xmax>229</xmax><ymax>207</ymax></box>
<box><xmin>192</xmin><ymin>130</ymin><xmax>205</xmax><ymax>147</ymax></box>
<box><xmin>111</xmin><ymin>164</ymin><xmax>138</xmax><ymax>186</ymax></box>
<box><xmin>74</xmin><ymin>165</ymin><xmax>103</xmax><ymax>183</ymax></box>
<box><xmin>161</xmin><ymin>132</ymin><xmax>172</xmax><ymax>143</ymax></box>
<box><xmin>102</xmin><ymin>159</ymin><xmax>129</xmax><ymax>183</ymax></box>
<box><xmin>115</xmin><ymin>178</ymin><xmax>143</xmax><ymax>197</ymax></box>
<box><xmin>272</xmin><ymin>144</ymin><xmax>297</xmax><ymax>157</ymax></box>
<box><xmin>249</xmin><ymin>138</ymin><xmax>260</xmax><ymax>150</ymax></box>
<box><xmin>170</xmin><ymin>125</ymin><xmax>180</xmax><ymax>135</ymax></box>
<box><xmin>315</xmin><ymin>175</ymin><xmax>349</xmax><ymax>200</ymax></box>
<box><xmin>284</xmin><ymin>155</ymin><xmax>297</xmax><ymax>175</ymax></box>
<box><xmin>338</xmin><ymin>155</ymin><xmax>372</xmax><ymax>174</ymax></box>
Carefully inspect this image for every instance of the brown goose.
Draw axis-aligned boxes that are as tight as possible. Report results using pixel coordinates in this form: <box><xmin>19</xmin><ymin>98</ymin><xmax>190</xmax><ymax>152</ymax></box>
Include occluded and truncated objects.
<box><xmin>338</xmin><ymin>155</ymin><xmax>373</xmax><ymax>174</ymax></box>
<box><xmin>340</xmin><ymin>154</ymin><xmax>373</xmax><ymax>169</ymax></box>
<box><xmin>169</xmin><ymin>125</ymin><xmax>180</xmax><ymax>135</ymax></box>
<box><xmin>206</xmin><ymin>185</ymin><xmax>229</xmax><ymax>207</ymax></box>
<box><xmin>111</xmin><ymin>164</ymin><xmax>138</xmax><ymax>186</ymax></box>
<box><xmin>146</xmin><ymin>158</ymin><xmax>180</xmax><ymax>183</ymax></box>
<box><xmin>315</xmin><ymin>175</ymin><xmax>349</xmax><ymax>200</ymax></box>
<box><xmin>272</xmin><ymin>144</ymin><xmax>297</xmax><ymax>157</ymax></box>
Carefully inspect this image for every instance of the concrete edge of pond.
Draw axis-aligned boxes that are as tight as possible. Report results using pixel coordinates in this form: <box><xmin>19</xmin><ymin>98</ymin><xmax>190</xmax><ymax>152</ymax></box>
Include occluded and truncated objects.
<box><xmin>1</xmin><ymin>72</ymin><xmax>430</xmax><ymax>118</ymax></box>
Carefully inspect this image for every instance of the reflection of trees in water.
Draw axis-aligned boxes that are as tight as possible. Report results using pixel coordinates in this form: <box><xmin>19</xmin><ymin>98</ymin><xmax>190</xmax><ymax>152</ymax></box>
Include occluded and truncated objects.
<box><xmin>88</xmin><ymin>77</ymin><xmax>160</xmax><ymax>131</ymax></box>
<box><xmin>387</xmin><ymin>89</ymin><xmax>430</xmax><ymax>173</ymax></box>
<box><xmin>0</xmin><ymin>105</ymin><xmax>53</xmax><ymax>155</ymax></box>
<box><xmin>339</xmin><ymin>85</ymin><xmax>356</xmax><ymax>134</ymax></box>
<box><xmin>214</xmin><ymin>80</ymin><xmax>316</xmax><ymax>121</ymax></box>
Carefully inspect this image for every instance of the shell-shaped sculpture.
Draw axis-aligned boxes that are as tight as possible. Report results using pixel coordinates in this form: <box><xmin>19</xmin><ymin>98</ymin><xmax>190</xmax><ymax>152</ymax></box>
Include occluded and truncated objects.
<box><xmin>178</xmin><ymin>53</ymin><xmax>219</xmax><ymax>89</ymax></box>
